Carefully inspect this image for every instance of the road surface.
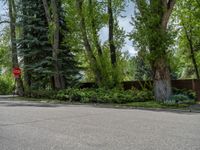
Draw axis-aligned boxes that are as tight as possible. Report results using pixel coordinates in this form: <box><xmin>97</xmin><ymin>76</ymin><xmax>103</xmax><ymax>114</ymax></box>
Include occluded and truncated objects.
<box><xmin>0</xmin><ymin>97</ymin><xmax>200</xmax><ymax>150</ymax></box>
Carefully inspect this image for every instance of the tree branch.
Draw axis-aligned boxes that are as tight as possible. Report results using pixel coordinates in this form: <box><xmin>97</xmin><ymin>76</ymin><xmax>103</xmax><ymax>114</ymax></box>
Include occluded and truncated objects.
<box><xmin>135</xmin><ymin>0</ymin><xmax>148</xmax><ymax>17</ymax></box>
<box><xmin>167</xmin><ymin>0</ymin><xmax>176</xmax><ymax>10</ymax></box>
<box><xmin>161</xmin><ymin>0</ymin><xmax>176</xmax><ymax>30</ymax></box>
<box><xmin>42</xmin><ymin>0</ymin><xmax>51</xmax><ymax>24</ymax></box>
<box><xmin>0</xmin><ymin>20</ymin><xmax>10</xmax><ymax>24</ymax></box>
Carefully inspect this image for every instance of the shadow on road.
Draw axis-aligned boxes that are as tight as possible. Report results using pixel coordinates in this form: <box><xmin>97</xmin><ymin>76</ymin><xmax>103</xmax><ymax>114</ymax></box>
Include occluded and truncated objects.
<box><xmin>0</xmin><ymin>100</ymin><xmax>58</xmax><ymax>108</ymax></box>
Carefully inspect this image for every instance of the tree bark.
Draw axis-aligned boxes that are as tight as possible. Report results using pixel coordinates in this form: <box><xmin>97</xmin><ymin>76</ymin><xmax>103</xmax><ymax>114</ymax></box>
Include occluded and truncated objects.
<box><xmin>42</xmin><ymin>0</ymin><xmax>51</xmax><ymax>24</ymax></box>
<box><xmin>161</xmin><ymin>0</ymin><xmax>176</xmax><ymax>30</ymax></box>
<box><xmin>108</xmin><ymin>0</ymin><xmax>116</xmax><ymax>66</ymax></box>
<box><xmin>76</xmin><ymin>0</ymin><xmax>102</xmax><ymax>84</ymax></box>
<box><xmin>135</xmin><ymin>0</ymin><xmax>176</xmax><ymax>101</ymax></box>
<box><xmin>8</xmin><ymin>0</ymin><xmax>24</xmax><ymax>96</ymax></box>
<box><xmin>183</xmin><ymin>27</ymin><xmax>200</xmax><ymax>79</ymax></box>
<box><xmin>42</xmin><ymin>0</ymin><xmax>65</xmax><ymax>90</ymax></box>
<box><xmin>88</xmin><ymin>0</ymin><xmax>103</xmax><ymax>57</ymax></box>
<box><xmin>153</xmin><ymin>0</ymin><xmax>175</xmax><ymax>101</ymax></box>
<box><xmin>51</xmin><ymin>0</ymin><xmax>65</xmax><ymax>89</ymax></box>
<box><xmin>153</xmin><ymin>58</ymin><xmax>172</xmax><ymax>101</ymax></box>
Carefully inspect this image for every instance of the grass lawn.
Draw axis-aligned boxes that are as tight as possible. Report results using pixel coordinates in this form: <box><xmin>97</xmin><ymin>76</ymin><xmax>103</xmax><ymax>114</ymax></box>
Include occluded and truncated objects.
<box><xmin>123</xmin><ymin>101</ymin><xmax>194</xmax><ymax>110</ymax></box>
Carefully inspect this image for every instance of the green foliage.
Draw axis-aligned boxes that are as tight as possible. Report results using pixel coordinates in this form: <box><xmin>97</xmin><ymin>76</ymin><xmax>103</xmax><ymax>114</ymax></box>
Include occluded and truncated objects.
<box><xmin>95</xmin><ymin>48</ymin><xmax>124</xmax><ymax>88</ymax></box>
<box><xmin>64</xmin><ymin>0</ymin><xmax>126</xmax><ymax>88</ymax></box>
<box><xmin>25</xmin><ymin>90</ymin><xmax>58</xmax><ymax>99</ymax></box>
<box><xmin>56</xmin><ymin>88</ymin><xmax>154</xmax><ymax>104</ymax></box>
<box><xmin>0</xmin><ymin>75</ymin><xmax>14</xmax><ymax>95</ymax></box>
<box><xmin>0</xmin><ymin>28</ymin><xmax>11</xmax><ymax>68</ymax></box>
<box><xmin>18</xmin><ymin>0</ymin><xmax>53</xmax><ymax>89</ymax></box>
<box><xmin>164</xmin><ymin>88</ymin><xmax>197</xmax><ymax>105</ymax></box>
<box><xmin>171</xmin><ymin>0</ymin><xmax>200</xmax><ymax>79</ymax></box>
<box><xmin>165</xmin><ymin>94</ymin><xmax>195</xmax><ymax>105</ymax></box>
<box><xmin>173</xmin><ymin>88</ymin><xmax>196</xmax><ymax>100</ymax></box>
<box><xmin>129</xmin><ymin>1</ymin><xmax>177</xmax><ymax>86</ymax></box>
<box><xmin>28</xmin><ymin>88</ymin><xmax>154</xmax><ymax>104</ymax></box>
<box><xmin>17</xmin><ymin>0</ymin><xmax>80</xmax><ymax>90</ymax></box>
<box><xmin>25</xmin><ymin>87</ymin><xmax>196</xmax><ymax>107</ymax></box>
<box><xmin>131</xmin><ymin>51</ymin><xmax>153</xmax><ymax>80</ymax></box>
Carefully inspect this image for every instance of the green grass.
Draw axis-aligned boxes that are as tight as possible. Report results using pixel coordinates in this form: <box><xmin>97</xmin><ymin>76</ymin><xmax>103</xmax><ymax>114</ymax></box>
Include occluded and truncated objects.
<box><xmin>123</xmin><ymin>101</ymin><xmax>193</xmax><ymax>109</ymax></box>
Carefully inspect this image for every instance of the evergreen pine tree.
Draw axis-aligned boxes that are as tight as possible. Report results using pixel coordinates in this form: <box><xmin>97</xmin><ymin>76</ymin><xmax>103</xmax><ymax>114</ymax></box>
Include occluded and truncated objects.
<box><xmin>18</xmin><ymin>0</ymin><xmax>80</xmax><ymax>90</ymax></box>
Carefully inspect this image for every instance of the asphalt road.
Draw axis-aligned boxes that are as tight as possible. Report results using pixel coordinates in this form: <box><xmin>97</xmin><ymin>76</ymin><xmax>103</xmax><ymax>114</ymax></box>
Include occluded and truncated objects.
<box><xmin>0</xmin><ymin>97</ymin><xmax>200</xmax><ymax>150</ymax></box>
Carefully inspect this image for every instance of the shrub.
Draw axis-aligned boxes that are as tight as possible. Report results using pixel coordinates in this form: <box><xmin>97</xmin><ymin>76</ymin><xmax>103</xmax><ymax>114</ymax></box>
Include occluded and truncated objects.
<box><xmin>165</xmin><ymin>94</ymin><xmax>195</xmax><ymax>105</ymax></box>
<box><xmin>173</xmin><ymin>88</ymin><xmax>196</xmax><ymax>100</ymax></box>
<box><xmin>25</xmin><ymin>90</ymin><xmax>57</xmax><ymax>99</ymax></box>
<box><xmin>26</xmin><ymin>88</ymin><xmax>154</xmax><ymax>104</ymax></box>
<box><xmin>56</xmin><ymin>88</ymin><xmax>154</xmax><ymax>104</ymax></box>
<box><xmin>0</xmin><ymin>76</ymin><xmax>13</xmax><ymax>95</ymax></box>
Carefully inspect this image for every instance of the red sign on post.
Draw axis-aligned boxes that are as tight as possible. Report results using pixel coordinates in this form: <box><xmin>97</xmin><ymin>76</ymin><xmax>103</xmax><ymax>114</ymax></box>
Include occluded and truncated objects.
<box><xmin>13</xmin><ymin>67</ymin><xmax>21</xmax><ymax>78</ymax></box>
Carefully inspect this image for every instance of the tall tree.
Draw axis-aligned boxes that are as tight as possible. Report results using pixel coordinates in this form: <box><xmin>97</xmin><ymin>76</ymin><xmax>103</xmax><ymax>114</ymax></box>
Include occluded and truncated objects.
<box><xmin>8</xmin><ymin>0</ymin><xmax>24</xmax><ymax>96</ymax></box>
<box><xmin>88</xmin><ymin>0</ymin><xmax>103</xmax><ymax>57</ymax></box>
<box><xmin>42</xmin><ymin>0</ymin><xmax>65</xmax><ymax>89</ymax></box>
<box><xmin>19</xmin><ymin>0</ymin><xmax>53</xmax><ymax>89</ymax></box>
<box><xmin>173</xmin><ymin>0</ymin><xmax>200</xmax><ymax>79</ymax></box>
<box><xmin>108</xmin><ymin>0</ymin><xmax>117</xmax><ymax>66</ymax></box>
<box><xmin>74</xmin><ymin>0</ymin><xmax>126</xmax><ymax>87</ymax></box>
<box><xmin>132</xmin><ymin>0</ymin><xmax>176</xmax><ymax>101</ymax></box>
<box><xmin>76</xmin><ymin>0</ymin><xmax>102</xmax><ymax>84</ymax></box>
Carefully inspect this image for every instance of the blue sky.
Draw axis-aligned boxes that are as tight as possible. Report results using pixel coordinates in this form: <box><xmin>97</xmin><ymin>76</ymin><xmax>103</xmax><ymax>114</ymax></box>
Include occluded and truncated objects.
<box><xmin>0</xmin><ymin>1</ymin><xmax>136</xmax><ymax>56</ymax></box>
<box><xmin>100</xmin><ymin>1</ymin><xmax>136</xmax><ymax>56</ymax></box>
<box><xmin>0</xmin><ymin>1</ymin><xmax>8</xmax><ymax>31</ymax></box>
<box><xmin>0</xmin><ymin>1</ymin><xmax>7</xmax><ymax>18</ymax></box>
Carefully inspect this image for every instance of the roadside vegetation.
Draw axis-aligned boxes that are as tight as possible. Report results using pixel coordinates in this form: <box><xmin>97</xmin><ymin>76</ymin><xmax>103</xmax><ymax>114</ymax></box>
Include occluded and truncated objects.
<box><xmin>0</xmin><ymin>74</ymin><xmax>13</xmax><ymax>95</ymax></box>
<box><xmin>21</xmin><ymin>87</ymin><xmax>196</xmax><ymax>109</ymax></box>
<box><xmin>0</xmin><ymin>0</ymin><xmax>199</xmax><ymax>109</ymax></box>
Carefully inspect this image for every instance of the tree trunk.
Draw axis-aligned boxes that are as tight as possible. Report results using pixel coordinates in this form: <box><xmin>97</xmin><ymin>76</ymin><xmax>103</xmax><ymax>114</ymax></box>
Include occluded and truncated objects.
<box><xmin>8</xmin><ymin>0</ymin><xmax>24</xmax><ymax>96</ymax></box>
<box><xmin>22</xmin><ymin>0</ymin><xmax>31</xmax><ymax>90</ymax></box>
<box><xmin>188</xmin><ymin>38</ymin><xmax>200</xmax><ymax>79</ymax></box>
<box><xmin>42</xmin><ymin>0</ymin><xmax>65</xmax><ymax>90</ymax></box>
<box><xmin>108</xmin><ymin>0</ymin><xmax>116</xmax><ymax>66</ymax></box>
<box><xmin>88</xmin><ymin>0</ymin><xmax>103</xmax><ymax>57</ymax></box>
<box><xmin>136</xmin><ymin>0</ymin><xmax>175</xmax><ymax>101</ymax></box>
<box><xmin>153</xmin><ymin>58</ymin><xmax>172</xmax><ymax>101</ymax></box>
<box><xmin>51</xmin><ymin>0</ymin><xmax>65</xmax><ymax>89</ymax></box>
<box><xmin>183</xmin><ymin>27</ymin><xmax>200</xmax><ymax>79</ymax></box>
<box><xmin>154</xmin><ymin>0</ymin><xmax>175</xmax><ymax>101</ymax></box>
<box><xmin>24</xmin><ymin>57</ymin><xmax>32</xmax><ymax>88</ymax></box>
<box><xmin>76</xmin><ymin>0</ymin><xmax>102</xmax><ymax>84</ymax></box>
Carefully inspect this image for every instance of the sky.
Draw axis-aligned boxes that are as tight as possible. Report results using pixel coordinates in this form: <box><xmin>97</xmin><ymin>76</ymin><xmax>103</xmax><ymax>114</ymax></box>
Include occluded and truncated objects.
<box><xmin>0</xmin><ymin>1</ymin><xmax>137</xmax><ymax>56</ymax></box>
<box><xmin>0</xmin><ymin>1</ymin><xmax>8</xmax><ymax>32</ymax></box>
<box><xmin>100</xmin><ymin>1</ymin><xmax>136</xmax><ymax>56</ymax></box>
<box><xmin>0</xmin><ymin>1</ymin><xmax>7</xmax><ymax>19</ymax></box>
<box><xmin>118</xmin><ymin>2</ymin><xmax>136</xmax><ymax>56</ymax></box>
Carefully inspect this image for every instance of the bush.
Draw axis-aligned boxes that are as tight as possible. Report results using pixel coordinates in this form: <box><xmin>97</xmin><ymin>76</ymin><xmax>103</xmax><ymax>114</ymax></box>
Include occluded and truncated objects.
<box><xmin>165</xmin><ymin>94</ymin><xmax>195</xmax><ymax>105</ymax></box>
<box><xmin>173</xmin><ymin>88</ymin><xmax>196</xmax><ymax>100</ymax></box>
<box><xmin>56</xmin><ymin>88</ymin><xmax>154</xmax><ymax>104</ymax></box>
<box><xmin>0</xmin><ymin>76</ymin><xmax>13</xmax><ymax>95</ymax></box>
<box><xmin>27</xmin><ymin>88</ymin><xmax>154</xmax><ymax>104</ymax></box>
<box><xmin>25</xmin><ymin>90</ymin><xmax>57</xmax><ymax>99</ymax></box>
